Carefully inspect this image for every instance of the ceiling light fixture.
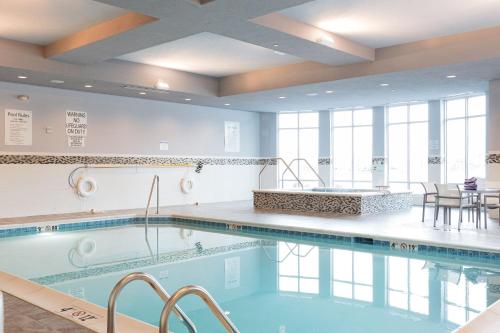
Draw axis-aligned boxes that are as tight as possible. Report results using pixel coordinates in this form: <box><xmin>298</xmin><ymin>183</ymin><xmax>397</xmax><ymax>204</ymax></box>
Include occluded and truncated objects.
<box><xmin>273</xmin><ymin>44</ymin><xmax>279</xmax><ymax>47</ymax></box>
<box><xmin>325</xmin><ymin>90</ymin><xmax>334</xmax><ymax>94</ymax></box>
<box><xmin>185</xmin><ymin>98</ymin><xmax>191</xmax><ymax>101</ymax></box>
<box><xmin>316</xmin><ymin>35</ymin><xmax>335</xmax><ymax>46</ymax></box>
<box><xmin>139</xmin><ymin>92</ymin><xmax>147</xmax><ymax>95</ymax></box>
<box><xmin>84</xmin><ymin>84</ymin><xmax>93</xmax><ymax>88</ymax></box>
<box><xmin>50</xmin><ymin>79</ymin><xmax>64</xmax><ymax>84</ymax></box>
<box><xmin>273</xmin><ymin>50</ymin><xmax>286</xmax><ymax>56</ymax></box>
<box><xmin>224</xmin><ymin>103</ymin><xmax>231</xmax><ymax>106</ymax></box>
<box><xmin>380</xmin><ymin>83</ymin><xmax>389</xmax><ymax>87</ymax></box>
<box><xmin>17</xmin><ymin>75</ymin><xmax>27</xmax><ymax>79</ymax></box>
<box><xmin>306</xmin><ymin>93</ymin><xmax>318</xmax><ymax>96</ymax></box>
<box><xmin>447</xmin><ymin>75</ymin><xmax>457</xmax><ymax>79</ymax></box>
<box><xmin>278</xmin><ymin>96</ymin><xmax>286</xmax><ymax>99</ymax></box>
<box><xmin>155</xmin><ymin>79</ymin><xmax>170</xmax><ymax>91</ymax></box>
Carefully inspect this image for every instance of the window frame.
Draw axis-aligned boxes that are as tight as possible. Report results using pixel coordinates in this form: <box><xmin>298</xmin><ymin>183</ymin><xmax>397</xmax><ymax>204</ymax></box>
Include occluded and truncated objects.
<box><xmin>330</xmin><ymin>108</ymin><xmax>374</xmax><ymax>188</ymax></box>
<box><xmin>442</xmin><ymin>94</ymin><xmax>487</xmax><ymax>183</ymax></box>
<box><xmin>278</xmin><ymin>112</ymin><xmax>320</xmax><ymax>188</ymax></box>
<box><xmin>385</xmin><ymin>102</ymin><xmax>429</xmax><ymax>190</ymax></box>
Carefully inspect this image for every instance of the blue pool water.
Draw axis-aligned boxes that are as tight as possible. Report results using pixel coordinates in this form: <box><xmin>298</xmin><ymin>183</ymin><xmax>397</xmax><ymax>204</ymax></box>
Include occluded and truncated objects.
<box><xmin>0</xmin><ymin>221</ymin><xmax>499</xmax><ymax>333</ymax></box>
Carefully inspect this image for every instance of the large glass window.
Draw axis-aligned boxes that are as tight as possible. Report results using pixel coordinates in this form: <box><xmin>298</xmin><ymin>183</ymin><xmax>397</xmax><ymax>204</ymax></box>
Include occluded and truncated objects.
<box><xmin>278</xmin><ymin>113</ymin><xmax>319</xmax><ymax>188</ymax></box>
<box><xmin>278</xmin><ymin>242</ymin><xmax>319</xmax><ymax>294</ymax></box>
<box><xmin>386</xmin><ymin>103</ymin><xmax>429</xmax><ymax>191</ymax></box>
<box><xmin>331</xmin><ymin>249</ymin><xmax>373</xmax><ymax>302</ymax></box>
<box><xmin>331</xmin><ymin>109</ymin><xmax>373</xmax><ymax>188</ymax></box>
<box><xmin>387</xmin><ymin>257</ymin><xmax>429</xmax><ymax>315</ymax></box>
<box><xmin>444</xmin><ymin>95</ymin><xmax>486</xmax><ymax>183</ymax></box>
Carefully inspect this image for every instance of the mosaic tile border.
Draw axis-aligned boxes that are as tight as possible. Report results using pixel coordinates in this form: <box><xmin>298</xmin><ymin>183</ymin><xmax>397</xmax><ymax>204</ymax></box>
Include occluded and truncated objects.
<box><xmin>372</xmin><ymin>157</ymin><xmax>386</xmax><ymax>165</ymax></box>
<box><xmin>487</xmin><ymin>153</ymin><xmax>500</xmax><ymax>164</ymax></box>
<box><xmin>2</xmin><ymin>216</ymin><xmax>500</xmax><ymax>266</ymax></box>
<box><xmin>318</xmin><ymin>157</ymin><xmax>331</xmax><ymax>166</ymax></box>
<box><xmin>0</xmin><ymin>154</ymin><xmax>267</xmax><ymax>166</ymax></box>
<box><xmin>428</xmin><ymin>156</ymin><xmax>441</xmax><ymax>165</ymax></box>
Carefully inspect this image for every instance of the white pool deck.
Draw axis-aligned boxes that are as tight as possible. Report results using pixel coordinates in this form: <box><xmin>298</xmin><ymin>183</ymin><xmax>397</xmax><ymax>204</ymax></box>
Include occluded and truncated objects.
<box><xmin>2</xmin><ymin>201</ymin><xmax>500</xmax><ymax>333</ymax></box>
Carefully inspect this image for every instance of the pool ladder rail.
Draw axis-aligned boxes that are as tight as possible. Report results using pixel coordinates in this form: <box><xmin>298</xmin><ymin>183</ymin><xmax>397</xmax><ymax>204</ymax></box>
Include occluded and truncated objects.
<box><xmin>107</xmin><ymin>272</ymin><xmax>240</xmax><ymax>333</ymax></box>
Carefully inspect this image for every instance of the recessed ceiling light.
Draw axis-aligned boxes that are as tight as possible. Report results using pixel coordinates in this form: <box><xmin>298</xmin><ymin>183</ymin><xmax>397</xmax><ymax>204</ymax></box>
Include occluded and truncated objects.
<box><xmin>273</xmin><ymin>50</ymin><xmax>286</xmax><ymax>56</ymax></box>
<box><xmin>325</xmin><ymin>90</ymin><xmax>334</xmax><ymax>94</ymax></box>
<box><xmin>306</xmin><ymin>93</ymin><xmax>318</xmax><ymax>96</ymax></box>
<box><xmin>50</xmin><ymin>79</ymin><xmax>64</xmax><ymax>84</ymax></box>
<box><xmin>380</xmin><ymin>83</ymin><xmax>389</xmax><ymax>87</ymax></box>
<box><xmin>84</xmin><ymin>84</ymin><xmax>93</xmax><ymax>88</ymax></box>
<box><xmin>17</xmin><ymin>75</ymin><xmax>27</xmax><ymax>79</ymax></box>
<box><xmin>224</xmin><ymin>103</ymin><xmax>231</xmax><ymax>106</ymax></box>
<box><xmin>447</xmin><ymin>75</ymin><xmax>457</xmax><ymax>78</ymax></box>
<box><xmin>139</xmin><ymin>92</ymin><xmax>147</xmax><ymax>95</ymax></box>
<box><xmin>278</xmin><ymin>96</ymin><xmax>286</xmax><ymax>99</ymax></box>
<box><xmin>155</xmin><ymin>79</ymin><xmax>170</xmax><ymax>90</ymax></box>
<box><xmin>273</xmin><ymin>44</ymin><xmax>279</xmax><ymax>47</ymax></box>
<box><xmin>185</xmin><ymin>98</ymin><xmax>191</xmax><ymax>101</ymax></box>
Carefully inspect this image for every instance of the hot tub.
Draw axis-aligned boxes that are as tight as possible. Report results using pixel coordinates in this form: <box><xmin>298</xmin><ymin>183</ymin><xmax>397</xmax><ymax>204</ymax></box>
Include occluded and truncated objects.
<box><xmin>253</xmin><ymin>188</ymin><xmax>412</xmax><ymax>215</ymax></box>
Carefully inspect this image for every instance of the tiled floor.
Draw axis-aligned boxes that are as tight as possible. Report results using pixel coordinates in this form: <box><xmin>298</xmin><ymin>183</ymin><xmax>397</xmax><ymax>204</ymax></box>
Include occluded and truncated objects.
<box><xmin>1</xmin><ymin>292</ymin><xmax>93</xmax><ymax>333</ymax></box>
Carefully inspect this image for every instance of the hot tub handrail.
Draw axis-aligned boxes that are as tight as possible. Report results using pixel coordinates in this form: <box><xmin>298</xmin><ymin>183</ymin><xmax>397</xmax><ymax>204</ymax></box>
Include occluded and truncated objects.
<box><xmin>259</xmin><ymin>158</ymin><xmax>303</xmax><ymax>189</ymax></box>
<box><xmin>160</xmin><ymin>285</ymin><xmax>240</xmax><ymax>333</ymax></box>
<box><xmin>282</xmin><ymin>158</ymin><xmax>326</xmax><ymax>188</ymax></box>
<box><xmin>107</xmin><ymin>272</ymin><xmax>197</xmax><ymax>333</ymax></box>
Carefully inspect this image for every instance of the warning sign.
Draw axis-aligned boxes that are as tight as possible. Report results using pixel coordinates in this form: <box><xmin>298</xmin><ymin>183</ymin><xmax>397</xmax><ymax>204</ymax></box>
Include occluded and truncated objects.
<box><xmin>66</xmin><ymin>110</ymin><xmax>87</xmax><ymax>147</ymax></box>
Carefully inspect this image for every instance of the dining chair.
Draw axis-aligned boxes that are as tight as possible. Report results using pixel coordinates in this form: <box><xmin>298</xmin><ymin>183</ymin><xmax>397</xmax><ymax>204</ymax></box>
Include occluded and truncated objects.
<box><xmin>420</xmin><ymin>182</ymin><xmax>437</xmax><ymax>222</ymax></box>
<box><xmin>433</xmin><ymin>184</ymin><xmax>479</xmax><ymax>231</ymax></box>
<box><xmin>483</xmin><ymin>194</ymin><xmax>500</xmax><ymax>229</ymax></box>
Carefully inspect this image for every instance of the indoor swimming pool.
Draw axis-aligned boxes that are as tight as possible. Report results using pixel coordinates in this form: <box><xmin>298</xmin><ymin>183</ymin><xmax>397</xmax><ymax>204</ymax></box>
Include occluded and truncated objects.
<box><xmin>0</xmin><ymin>219</ymin><xmax>499</xmax><ymax>333</ymax></box>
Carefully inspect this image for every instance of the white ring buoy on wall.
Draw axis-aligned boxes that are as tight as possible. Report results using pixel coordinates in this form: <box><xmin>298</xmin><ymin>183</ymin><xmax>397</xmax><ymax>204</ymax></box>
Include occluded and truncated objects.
<box><xmin>76</xmin><ymin>238</ymin><xmax>97</xmax><ymax>257</ymax></box>
<box><xmin>77</xmin><ymin>176</ymin><xmax>98</xmax><ymax>197</ymax></box>
<box><xmin>180</xmin><ymin>178</ymin><xmax>195</xmax><ymax>194</ymax></box>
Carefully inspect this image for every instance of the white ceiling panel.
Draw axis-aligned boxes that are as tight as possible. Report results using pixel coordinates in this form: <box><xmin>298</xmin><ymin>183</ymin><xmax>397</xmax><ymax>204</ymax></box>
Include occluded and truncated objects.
<box><xmin>0</xmin><ymin>0</ymin><xmax>127</xmax><ymax>45</ymax></box>
<box><xmin>118</xmin><ymin>32</ymin><xmax>303</xmax><ymax>77</ymax></box>
<box><xmin>281</xmin><ymin>0</ymin><xmax>500</xmax><ymax>48</ymax></box>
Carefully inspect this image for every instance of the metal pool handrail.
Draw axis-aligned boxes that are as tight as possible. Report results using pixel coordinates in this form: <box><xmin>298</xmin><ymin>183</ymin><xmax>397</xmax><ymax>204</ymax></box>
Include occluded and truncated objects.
<box><xmin>282</xmin><ymin>158</ymin><xmax>326</xmax><ymax>188</ymax></box>
<box><xmin>107</xmin><ymin>272</ymin><xmax>197</xmax><ymax>333</ymax></box>
<box><xmin>160</xmin><ymin>285</ymin><xmax>240</xmax><ymax>333</ymax></box>
<box><xmin>259</xmin><ymin>157</ymin><xmax>303</xmax><ymax>189</ymax></box>
<box><xmin>145</xmin><ymin>175</ymin><xmax>159</xmax><ymax>261</ymax></box>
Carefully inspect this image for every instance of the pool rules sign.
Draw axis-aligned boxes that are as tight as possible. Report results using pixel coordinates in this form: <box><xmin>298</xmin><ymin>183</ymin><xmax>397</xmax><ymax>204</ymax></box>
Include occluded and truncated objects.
<box><xmin>66</xmin><ymin>111</ymin><xmax>87</xmax><ymax>147</ymax></box>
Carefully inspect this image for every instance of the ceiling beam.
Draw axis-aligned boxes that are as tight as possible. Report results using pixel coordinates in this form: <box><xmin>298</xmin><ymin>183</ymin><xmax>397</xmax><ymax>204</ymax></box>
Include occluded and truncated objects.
<box><xmin>250</xmin><ymin>13</ymin><xmax>374</xmax><ymax>63</ymax></box>
<box><xmin>44</xmin><ymin>12</ymin><xmax>158</xmax><ymax>63</ymax></box>
<box><xmin>218</xmin><ymin>25</ymin><xmax>500</xmax><ymax>96</ymax></box>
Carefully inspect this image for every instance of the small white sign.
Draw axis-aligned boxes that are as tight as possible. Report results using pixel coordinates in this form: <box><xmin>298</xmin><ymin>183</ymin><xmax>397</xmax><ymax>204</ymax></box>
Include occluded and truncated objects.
<box><xmin>160</xmin><ymin>141</ymin><xmax>169</xmax><ymax>151</ymax></box>
<box><xmin>66</xmin><ymin>110</ymin><xmax>87</xmax><ymax>148</ymax></box>
<box><xmin>224</xmin><ymin>256</ymin><xmax>240</xmax><ymax>289</ymax></box>
<box><xmin>224</xmin><ymin>121</ymin><xmax>240</xmax><ymax>153</ymax></box>
<box><xmin>66</xmin><ymin>111</ymin><xmax>87</xmax><ymax>136</ymax></box>
<box><xmin>68</xmin><ymin>136</ymin><xmax>85</xmax><ymax>148</ymax></box>
<box><xmin>5</xmin><ymin>109</ymin><xmax>32</xmax><ymax>146</ymax></box>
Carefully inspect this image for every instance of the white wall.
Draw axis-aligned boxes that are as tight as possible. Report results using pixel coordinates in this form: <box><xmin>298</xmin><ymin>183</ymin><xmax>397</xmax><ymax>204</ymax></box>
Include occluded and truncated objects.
<box><xmin>0</xmin><ymin>82</ymin><xmax>261</xmax><ymax>218</ymax></box>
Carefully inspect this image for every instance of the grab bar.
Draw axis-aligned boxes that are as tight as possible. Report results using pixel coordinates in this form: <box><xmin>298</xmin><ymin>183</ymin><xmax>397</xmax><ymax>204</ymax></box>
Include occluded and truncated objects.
<box><xmin>107</xmin><ymin>272</ymin><xmax>197</xmax><ymax>333</ymax></box>
<box><xmin>259</xmin><ymin>158</ymin><xmax>303</xmax><ymax>189</ymax></box>
<box><xmin>282</xmin><ymin>158</ymin><xmax>326</xmax><ymax>188</ymax></box>
<box><xmin>145</xmin><ymin>175</ymin><xmax>159</xmax><ymax>261</ymax></box>
<box><xmin>160</xmin><ymin>285</ymin><xmax>239</xmax><ymax>333</ymax></box>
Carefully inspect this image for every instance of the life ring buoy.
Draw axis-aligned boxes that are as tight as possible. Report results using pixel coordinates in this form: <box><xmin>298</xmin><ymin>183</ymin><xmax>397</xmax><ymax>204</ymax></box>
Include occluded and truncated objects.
<box><xmin>180</xmin><ymin>178</ymin><xmax>195</xmax><ymax>194</ymax></box>
<box><xmin>77</xmin><ymin>176</ymin><xmax>98</xmax><ymax>197</ymax></box>
<box><xmin>76</xmin><ymin>238</ymin><xmax>97</xmax><ymax>257</ymax></box>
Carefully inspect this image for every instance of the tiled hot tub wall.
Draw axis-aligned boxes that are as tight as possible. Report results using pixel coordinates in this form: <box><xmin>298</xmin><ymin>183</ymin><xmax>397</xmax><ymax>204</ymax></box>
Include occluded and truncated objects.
<box><xmin>253</xmin><ymin>190</ymin><xmax>412</xmax><ymax>215</ymax></box>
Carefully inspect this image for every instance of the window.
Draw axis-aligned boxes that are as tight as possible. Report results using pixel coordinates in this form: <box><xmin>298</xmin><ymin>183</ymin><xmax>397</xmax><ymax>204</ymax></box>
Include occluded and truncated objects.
<box><xmin>387</xmin><ymin>257</ymin><xmax>429</xmax><ymax>315</ymax></box>
<box><xmin>331</xmin><ymin>249</ymin><xmax>373</xmax><ymax>302</ymax></box>
<box><xmin>331</xmin><ymin>109</ymin><xmax>373</xmax><ymax>188</ymax></box>
<box><xmin>444</xmin><ymin>272</ymin><xmax>487</xmax><ymax>325</ymax></box>
<box><xmin>278</xmin><ymin>113</ymin><xmax>319</xmax><ymax>188</ymax></box>
<box><xmin>443</xmin><ymin>95</ymin><xmax>486</xmax><ymax>183</ymax></box>
<box><xmin>278</xmin><ymin>242</ymin><xmax>319</xmax><ymax>294</ymax></box>
<box><xmin>386</xmin><ymin>103</ymin><xmax>429</xmax><ymax>191</ymax></box>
